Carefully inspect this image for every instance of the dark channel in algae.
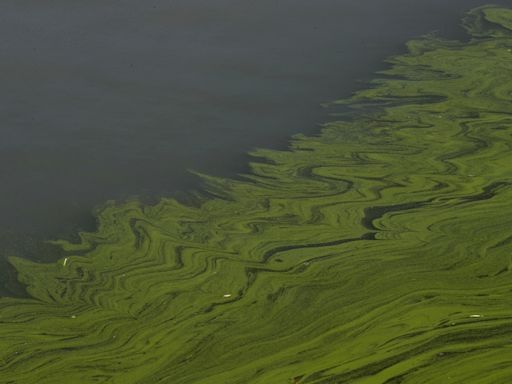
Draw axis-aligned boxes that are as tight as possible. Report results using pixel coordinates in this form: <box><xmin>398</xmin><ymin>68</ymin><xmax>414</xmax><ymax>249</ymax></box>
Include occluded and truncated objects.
<box><xmin>2</xmin><ymin>5</ymin><xmax>512</xmax><ymax>383</ymax></box>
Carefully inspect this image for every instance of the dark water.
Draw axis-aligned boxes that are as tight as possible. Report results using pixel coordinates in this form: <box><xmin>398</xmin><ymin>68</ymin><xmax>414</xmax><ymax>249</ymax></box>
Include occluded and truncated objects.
<box><xmin>0</xmin><ymin>0</ymin><xmax>508</xmax><ymax>295</ymax></box>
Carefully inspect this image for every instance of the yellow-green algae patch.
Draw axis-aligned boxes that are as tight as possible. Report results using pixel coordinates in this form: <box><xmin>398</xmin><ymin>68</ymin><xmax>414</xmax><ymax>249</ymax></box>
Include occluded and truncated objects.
<box><xmin>2</xmin><ymin>5</ymin><xmax>512</xmax><ymax>383</ymax></box>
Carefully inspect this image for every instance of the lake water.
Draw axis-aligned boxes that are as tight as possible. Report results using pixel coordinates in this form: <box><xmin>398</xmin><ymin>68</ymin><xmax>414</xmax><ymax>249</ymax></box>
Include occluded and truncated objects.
<box><xmin>0</xmin><ymin>0</ymin><xmax>507</xmax><ymax>295</ymax></box>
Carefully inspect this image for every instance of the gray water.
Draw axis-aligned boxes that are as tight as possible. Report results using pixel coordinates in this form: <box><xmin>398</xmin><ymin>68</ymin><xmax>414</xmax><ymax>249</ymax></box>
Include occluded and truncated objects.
<box><xmin>0</xmin><ymin>0</ymin><xmax>508</xmax><ymax>295</ymax></box>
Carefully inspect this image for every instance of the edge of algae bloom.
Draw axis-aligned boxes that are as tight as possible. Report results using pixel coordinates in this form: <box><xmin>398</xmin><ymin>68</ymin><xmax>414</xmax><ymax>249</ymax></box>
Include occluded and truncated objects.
<box><xmin>2</xmin><ymin>5</ymin><xmax>512</xmax><ymax>383</ymax></box>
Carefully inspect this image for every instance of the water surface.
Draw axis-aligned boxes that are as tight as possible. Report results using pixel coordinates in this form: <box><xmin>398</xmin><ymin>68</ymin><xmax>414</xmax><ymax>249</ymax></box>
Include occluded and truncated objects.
<box><xmin>2</xmin><ymin>5</ymin><xmax>512</xmax><ymax>381</ymax></box>
<box><xmin>0</xmin><ymin>0</ymin><xmax>507</xmax><ymax>294</ymax></box>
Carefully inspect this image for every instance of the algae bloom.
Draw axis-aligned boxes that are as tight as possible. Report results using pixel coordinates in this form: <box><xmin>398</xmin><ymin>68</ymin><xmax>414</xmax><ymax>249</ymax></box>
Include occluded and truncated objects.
<box><xmin>2</xmin><ymin>5</ymin><xmax>512</xmax><ymax>383</ymax></box>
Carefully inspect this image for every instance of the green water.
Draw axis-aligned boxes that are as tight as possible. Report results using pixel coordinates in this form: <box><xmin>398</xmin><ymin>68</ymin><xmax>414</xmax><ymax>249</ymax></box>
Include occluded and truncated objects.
<box><xmin>2</xmin><ymin>5</ymin><xmax>512</xmax><ymax>383</ymax></box>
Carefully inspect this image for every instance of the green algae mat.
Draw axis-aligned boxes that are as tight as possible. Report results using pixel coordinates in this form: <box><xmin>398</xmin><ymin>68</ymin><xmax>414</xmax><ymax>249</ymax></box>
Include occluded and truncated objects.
<box><xmin>3</xmin><ymin>5</ymin><xmax>512</xmax><ymax>383</ymax></box>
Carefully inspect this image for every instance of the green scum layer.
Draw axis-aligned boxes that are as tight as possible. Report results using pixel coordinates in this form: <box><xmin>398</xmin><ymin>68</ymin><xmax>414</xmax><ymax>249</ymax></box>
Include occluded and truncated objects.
<box><xmin>2</xmin><ymin>5</ymin><xmax>512</xmax><ymax>383</ymax></box>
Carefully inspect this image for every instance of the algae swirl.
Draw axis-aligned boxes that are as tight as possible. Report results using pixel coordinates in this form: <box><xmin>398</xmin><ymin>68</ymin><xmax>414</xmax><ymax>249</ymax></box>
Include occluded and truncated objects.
<box><xmin>2</xmin><ymin>5</ymin><xmax>512</xmax><ymax>383</ymax></box>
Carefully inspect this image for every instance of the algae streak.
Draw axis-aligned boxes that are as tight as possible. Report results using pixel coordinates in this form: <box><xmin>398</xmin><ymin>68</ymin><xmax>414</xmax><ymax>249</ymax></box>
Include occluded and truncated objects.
<box><xmin>2</xmin><ymin>5</ymin><xmax>512</xmax><ymax>383</ymax></box>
